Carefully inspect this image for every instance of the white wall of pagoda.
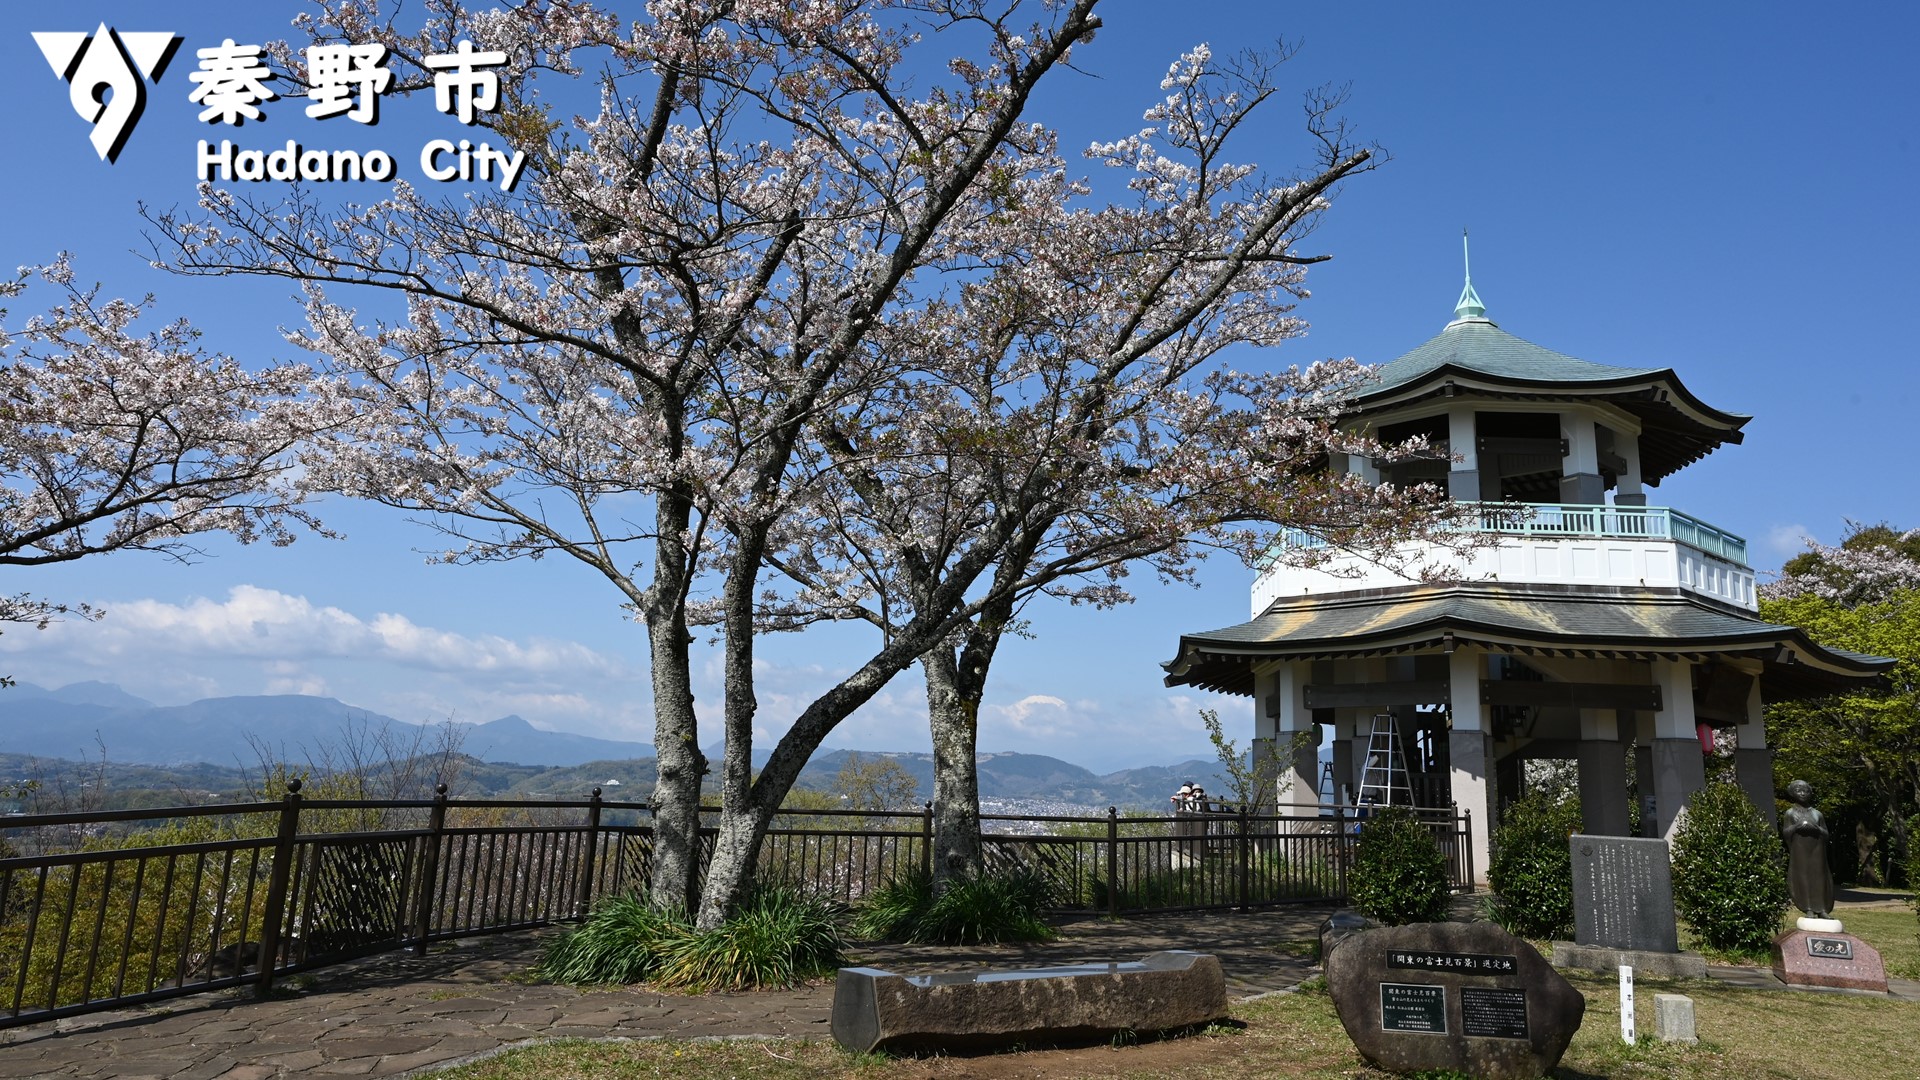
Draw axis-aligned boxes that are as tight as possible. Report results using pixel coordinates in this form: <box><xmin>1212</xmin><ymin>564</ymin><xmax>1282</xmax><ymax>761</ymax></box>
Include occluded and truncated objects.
<box><xmin>1253</xmin><ymin>532</ymin><xmax>1756</xmax><ymax>615</ymax></box>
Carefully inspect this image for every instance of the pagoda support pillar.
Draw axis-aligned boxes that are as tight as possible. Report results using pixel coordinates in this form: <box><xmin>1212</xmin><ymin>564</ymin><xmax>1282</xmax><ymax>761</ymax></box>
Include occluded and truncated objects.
<box><xmin>1266</xmin><ymin>662</ymin><xmax>1318</xmax><ymax>819</ymax></box>
<box><xmin>1331</xmin><ymin>713</ymin><xmax>1355</xmax><ymax>806</ymax></box>
<box><xmin>1650</xmin><ymin>659</ymin><xmax>1707</xmax><ymax>840</ymax></box>
<box><xmin>1447</xmin><ymin>649</ymin><xmax>1491</xmax><ymax>883</ymax></box>
<box><xmin>1734</xmin><ymin>679</ymin><xmax>1777</xmax><ymax>827</ymax></box>
<box><xmin>1577</xmin><ymin>708</ymin><xmax>1631</xmax><ymax>835</ymax></box>
<box><xmin>1615</xmin><ymin>436</ymin><xmax>1646</xmax><ymax>506</ymax></box>
<box><xmin>1447</xmin><ymin>406</ymin><xmax>1481</xmax><ymax>501</ymax></box>
<box><xmin>1561</xmin><ymin>413</ymin><xmax>1605</xmax><ymax>505</ymax></box>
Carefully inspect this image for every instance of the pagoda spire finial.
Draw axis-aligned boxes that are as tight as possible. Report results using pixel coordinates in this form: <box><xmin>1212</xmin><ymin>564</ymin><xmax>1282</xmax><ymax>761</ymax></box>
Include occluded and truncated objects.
<box><xmin>1452</xmin><ymin>228</ymin><xmax>1487</xmax><ymax>324</ymax></box>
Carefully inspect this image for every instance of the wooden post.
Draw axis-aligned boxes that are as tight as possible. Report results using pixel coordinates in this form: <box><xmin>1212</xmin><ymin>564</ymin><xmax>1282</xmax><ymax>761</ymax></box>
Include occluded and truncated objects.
<box><xmin>412</xmin><ymin>784</ymin><xmax>449</xmax><ymax>956</ymax></box>
<box><xmin>1236</xmin><ymin>804</ymin><xmax>1251</xmax><ymax>911</ymax></box>
<box><xmin>574</xmin><ymin>787</ymin><xmax>603</xmax><ymax>918</ymax></box>
<box><xmin>254</xmin><ymin>779</ymin><xmax>302</xmax><ymax>997</ymax></box>
<box><xmin>919</xmin><ymin>802</ymin><xmax>933</xmax><ymax>880</ymax></box>
<box><xmin>1106</xmin><ymin>806</ymin><xmax>1119</xmax><ymax>918</ymax></box>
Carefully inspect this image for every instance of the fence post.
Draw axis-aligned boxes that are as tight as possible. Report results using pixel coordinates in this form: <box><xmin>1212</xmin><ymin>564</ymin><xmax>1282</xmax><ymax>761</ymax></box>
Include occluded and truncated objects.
<box><xmin>920</xmin><ymin>802</ymin><xmax>933</xmax><ymax>879</ymax></box>
<box><xmin>1333</xmin><ymin>800</ymin><xmax>1349</xmax><ymax>900</ymax></box>
<box><xmin>411</xmin><ymin>784</ymin><xmax>449</xmax><ymax>956</ymax></box>
<box><xmin>1460</xmin><ymin>805</ymin><xmax>1474</xmax><ymax>890</ymax></box>
<box><xmin>254</xmin><ymin>778</ymin><xmax>302</xmax><ymax>998</ymax></box>
<box><xmin>1236</xmin><ymin>804</ymin><xmax>1251</xmax><ymax>911</ymax></box>
<box><xmin>1105</xmin><ymin>806</ymin><xmax>1119</xmax><ymax>919</ymax></box>
<box><xmin>574</xmin><ymin>787</ymin><xmax>604</xmax><ymax>918</ymax></box>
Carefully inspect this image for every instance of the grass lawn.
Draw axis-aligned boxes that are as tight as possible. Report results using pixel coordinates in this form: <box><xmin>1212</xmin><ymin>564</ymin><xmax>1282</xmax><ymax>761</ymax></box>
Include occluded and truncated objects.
<box><xmin>429</xmin><ymin>969</ymin><xmax>1920</xmax><ymax>1080</ymax></box>
<box><xmin>427</xmin><ymin>900</ymin><xmax>1920</xmax><ymax>1079</ymax></box>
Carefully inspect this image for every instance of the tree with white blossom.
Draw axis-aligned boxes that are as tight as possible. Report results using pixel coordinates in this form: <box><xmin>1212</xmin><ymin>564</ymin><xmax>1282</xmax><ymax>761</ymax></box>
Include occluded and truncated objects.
<box><xmin>756</xmin><ymin>44</ymin><xmax>1459</xmax><ymax>885</ymax></box>
<box><xmin>1762</xmin><ymin>522</ymin><xmax>1920</xmax><ymax>883</ymax></box>
<box><xmin>0</xmin><ymin>258</ymin><xmax>334</xmax><ymax>649</ymax></box>
<box><xmin>149</xmin><ymin>0</ymin><xmax>1445</xmax><ymax>926</ymax></box>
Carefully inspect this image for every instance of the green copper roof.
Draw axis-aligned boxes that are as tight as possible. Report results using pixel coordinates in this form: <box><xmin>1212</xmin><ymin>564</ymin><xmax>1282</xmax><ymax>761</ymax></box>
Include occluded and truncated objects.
<box><xmin>1161</xmin><ymin>582</ymin><xmax>1893</xmax><ymax>701</ymax></box>
<box><xmin>1342</xmin><ymin>279</ymin><xmax>1752</xmax><ymax>483</ymax></box>
<box><xmin>1369</xmin><ymin>319</ymin><xmax>1663</xmax><ymax>394</ymax></box>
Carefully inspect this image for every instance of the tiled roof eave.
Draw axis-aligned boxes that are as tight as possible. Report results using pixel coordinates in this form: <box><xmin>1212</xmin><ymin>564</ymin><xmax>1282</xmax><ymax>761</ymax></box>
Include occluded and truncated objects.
<box><xmin>1350</xmin><ymin>363</ymin><xmax>1751</xmax><ymax>435</ymax></box>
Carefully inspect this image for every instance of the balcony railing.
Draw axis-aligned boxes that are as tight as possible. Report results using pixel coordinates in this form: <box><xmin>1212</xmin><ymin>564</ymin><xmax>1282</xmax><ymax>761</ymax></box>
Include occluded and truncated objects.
<box><xmin>1464</xmin><ymin>503</ymin><xmax>1747</xmax><ymax>566</ymax></box>
<box><xmin>1281</xmin><ymin>502</ymin><xmax>1747</xmax><ymax>567</ymax></box>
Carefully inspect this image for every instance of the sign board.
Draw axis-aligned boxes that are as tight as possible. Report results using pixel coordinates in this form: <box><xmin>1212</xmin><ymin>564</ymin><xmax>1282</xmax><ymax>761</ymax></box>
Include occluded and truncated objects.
<box><xmin>1461</xmin><ymin>987</ymin><xmax>1529</xmax><ymax>1040</ymax></box>
<box><xmin>1380</xmin><ymin>983</ymin><xmax>1447</xmax><ymax>1034</ymax></box>
<box><xmin>1571</xmin><ymin>834</ymin><xmax>1680</xmax><ymax>952</ymax></box>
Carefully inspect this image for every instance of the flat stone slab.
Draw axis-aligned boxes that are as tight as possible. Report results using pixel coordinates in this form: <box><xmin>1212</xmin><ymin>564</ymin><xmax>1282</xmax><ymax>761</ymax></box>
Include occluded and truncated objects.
<box><xmin>1571</xmin><ymin>835</ymin><xmax>1680</xmax><ymax>952</ymax></box>
<box><xmin>1773</xmin><ymin>929</ymin><xmax>1888</xmax><ymax>992</ymax></box>
<box><xmin>1326</xmin><ymin>922</ymin><xmax>1585</xmax><ymax>1080</ymax></box>
<box><xmin>1551</xmin><ymin>942</ymin><xmax>1708</xmax><ymax>979</ymax></box>
<box><xmin>830</xmin><ymin>950</ymin><xmax>1227</xmax><ymax>1054</ymax></box>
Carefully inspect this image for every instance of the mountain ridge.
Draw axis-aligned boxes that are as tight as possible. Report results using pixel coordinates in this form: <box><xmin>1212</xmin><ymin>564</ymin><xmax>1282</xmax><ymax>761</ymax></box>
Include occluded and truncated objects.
<box><xmin>2</xmin><ymin>682</ymin><xmax>1243</xmax><ymax>807</ymax></box>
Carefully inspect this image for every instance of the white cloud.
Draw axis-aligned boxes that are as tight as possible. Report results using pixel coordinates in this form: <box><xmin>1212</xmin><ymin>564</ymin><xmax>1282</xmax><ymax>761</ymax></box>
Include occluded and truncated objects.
<box><xmin>1759</xmin><ymin>523</ymin><xmax>1817</xmax><ymax>563</ymax></box>
<box><xmin>3</xmin><ymin>585</ymin><xmax>625</xmax><ymax>679</ymax></box>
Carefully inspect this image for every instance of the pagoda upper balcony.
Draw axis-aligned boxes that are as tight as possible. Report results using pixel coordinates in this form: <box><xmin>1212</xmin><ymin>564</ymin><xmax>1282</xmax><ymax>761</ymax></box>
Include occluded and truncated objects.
<box><xmin>1254</xmin><ymin>502</ymin><xmax>1755</xmax><ymax>615</ymax></box>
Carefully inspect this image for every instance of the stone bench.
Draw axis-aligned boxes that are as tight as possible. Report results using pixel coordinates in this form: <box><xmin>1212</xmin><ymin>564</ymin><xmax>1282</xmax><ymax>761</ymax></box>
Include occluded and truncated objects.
<box><xmin>830</xmin><ymin>950</ymin><xmax>1228</xmax><ymax>1054</ymax></box>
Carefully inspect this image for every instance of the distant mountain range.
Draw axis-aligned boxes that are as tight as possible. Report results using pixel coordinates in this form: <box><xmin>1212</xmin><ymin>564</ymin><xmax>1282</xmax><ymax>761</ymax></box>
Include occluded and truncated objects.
<box><xmin>3</xmin><ymin>681</ymin><xmax>654</xmax><ymax>769</ymax></box>
<box><xmin>1</xmin><ymin>681</ymin><xmax>1239</xmax><ymax>809</ymax></box>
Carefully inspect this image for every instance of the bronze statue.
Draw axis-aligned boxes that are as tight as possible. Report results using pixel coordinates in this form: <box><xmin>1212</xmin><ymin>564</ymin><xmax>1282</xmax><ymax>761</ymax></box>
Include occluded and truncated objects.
<box><xmin>1781</xmin><ymin>779</ymin><xmax>1833</xmax><ymax>920</ymax></box>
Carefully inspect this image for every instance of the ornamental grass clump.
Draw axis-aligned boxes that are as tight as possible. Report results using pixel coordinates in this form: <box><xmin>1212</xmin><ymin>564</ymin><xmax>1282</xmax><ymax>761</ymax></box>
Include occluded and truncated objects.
<box><xmin>1347</xmin><ymin>805</ymin><xmax>1452</xmax><ymax>925</ymax></box>
<box><xmin>534</xmin><ymin>892</ymin><xmax>689</xmax><ymax>985</ymax></box>
<box><xmin>1670</xmin><ymin>782</ymin><xmax>1789</xmax><ymax>954</ymax></box>
<box><xmin>852</xmin><ymin>867</ymin><xmax>1056</xmax><ymax>945</ymax></box>
<box><xmin>536</xmin><ymin>885</ymin><xmax>844</xmax><ymax>992</ymax></box>
<box><xmin>654</xmin><ymin>884</ymin><xmax>846</xmax><ymax>992</ymax></box>
<box><xmin>1487</xmin><ymin>788</ymin><xmax>1582</xmax><ymax>940</ymax></box>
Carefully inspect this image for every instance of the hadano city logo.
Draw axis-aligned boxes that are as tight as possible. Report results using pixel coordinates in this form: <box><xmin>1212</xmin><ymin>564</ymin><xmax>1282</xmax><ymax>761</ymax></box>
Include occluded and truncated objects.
<box><xmin>33</xmin><ymin>27</ymin><xmax>527</xmax><ymax>191</ymax></box>
<box><xmin>33</xmin><ymin>25</ymin><xmax>182</xmax><ymax>162</ymax></box>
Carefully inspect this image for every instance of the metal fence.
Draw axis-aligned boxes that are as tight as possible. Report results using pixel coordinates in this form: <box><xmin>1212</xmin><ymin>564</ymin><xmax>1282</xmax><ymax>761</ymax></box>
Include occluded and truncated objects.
<box><xmin>0</xmin><ymin>786</ymin><xmax>1470</xmax><ymax>1029</ymax></box>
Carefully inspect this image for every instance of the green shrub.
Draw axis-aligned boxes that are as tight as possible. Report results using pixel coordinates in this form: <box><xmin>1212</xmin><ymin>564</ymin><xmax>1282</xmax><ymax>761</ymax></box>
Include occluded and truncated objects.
<box><xmin>538</xmin><ymin>885</ymin><xmax>844</xmax><ymax>991</ymax></box>
<box><xmin>1347</xmin><ymin>805</ymin><xmax>1452</xmax><ymax>925</ymax></box>
<box><xmin>1487</xmin><ymin>788</ymin><xmax>1582</xmax><ymax>939</ymax></box>
<box><xmin>1670</xmin><ymin>782</ymin><xmax>1789</xmax><ymax>954</ymax></box>
<box><xmin>535</xmin><ymin>892</ymin><xmax>690</xmax><ymax>985</ymax></box>
<box><xmin>654</xmin><ymin>884</ymin><xmax>845</xmax><ymax>992</ymax></box>
<box><xmin>850</xmin><ymin>868</ymin><xmax>933</xmax><ymax>941</ymax></box>
<box><xmin>852</xmin><ymin>867</ymin><xmax>1055</xmax><ymax>945</ymax></box>
<box><xmin>1907</xmin><ymin>815</ymin><xmax>1919</xmax><ymax>924</ymax></box>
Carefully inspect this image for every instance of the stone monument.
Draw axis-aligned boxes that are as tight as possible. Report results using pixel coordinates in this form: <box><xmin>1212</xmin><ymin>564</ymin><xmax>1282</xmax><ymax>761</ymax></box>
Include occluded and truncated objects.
<box><xmin>1772</xmin><ymin>780</ymin><xmax>1888</xmax><ymax>992</ymax></box>
<box><xmin>831</xmin><ymin>951</ymin><xmax>1228</xmax><ymax>1054</ymax></box>
<box><xmin>1324</xmin><ymin>921</ymin><xmax>1585</xmax><ymax>1080</ymax></box>
<box><xmin>1551</xmin><ymin>834</ymin><xmax>1705</xmax><ymax>978</ymax></box>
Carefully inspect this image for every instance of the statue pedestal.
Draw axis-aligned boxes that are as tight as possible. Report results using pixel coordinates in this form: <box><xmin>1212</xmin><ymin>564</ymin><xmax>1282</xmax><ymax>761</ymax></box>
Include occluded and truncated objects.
<box><xmin>1796</xmin><ymin>916</ymin><xmax>1844</xmax><ymax>934</ymax></box>
<box><xmin>1772</xmin><ymin>929</ymin><xmax>1887</xmax><ymax>993</ymax></box>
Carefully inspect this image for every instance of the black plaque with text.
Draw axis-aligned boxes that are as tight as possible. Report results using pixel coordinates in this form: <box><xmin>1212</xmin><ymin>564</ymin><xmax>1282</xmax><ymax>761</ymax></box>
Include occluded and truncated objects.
<box><xmin>1386</xmin><ymin>950</ymin><xmax>1517</xmax><ymax>975</ymax></box>
<box><xmin>1806</xmin><ymin>936</ymin><xmax>1853</xmax><ymax>960</ymax></box>
<box><xmin>1460</xmin><ymin>986</ymin><xmax>1529</xmax><ymax>1040</ymax></box>
<box><xmin>1379</xmin><ymin>983</ymin><xmax>1447</xmax><ymax>1035</ymax></box>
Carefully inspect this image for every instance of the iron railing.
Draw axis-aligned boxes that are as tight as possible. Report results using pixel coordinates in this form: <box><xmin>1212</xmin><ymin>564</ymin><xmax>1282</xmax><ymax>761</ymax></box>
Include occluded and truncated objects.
<box><xmin>0</xmin><ymin>788</ymin><xmax>1470</xmax><ymax>1029</ymax></box>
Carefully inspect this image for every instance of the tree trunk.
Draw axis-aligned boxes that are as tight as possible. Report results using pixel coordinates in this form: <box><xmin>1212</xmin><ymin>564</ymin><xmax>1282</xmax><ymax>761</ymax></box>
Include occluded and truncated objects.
<box><xmin>693</xmin><ymin>620</ymin><xmax>961</xmax><ymax>928</ymax></box>
<box><xmin>645</xmin><ymin>481</ymin><xmax>703</xmax><ymax>914</ymax></box>
<box><xmin>921</xmin><ymin>555</ymin><xmax>1023</xmax><ymax>894</ymax></box>
<box><xmin>924</xmin><ymin>651</ymin><xmax>984</xmax><ymax>890</ymax></box>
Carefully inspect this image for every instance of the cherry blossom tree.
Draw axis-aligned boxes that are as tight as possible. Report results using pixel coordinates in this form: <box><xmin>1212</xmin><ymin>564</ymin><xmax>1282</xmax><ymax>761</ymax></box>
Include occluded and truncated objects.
<box><xmin>757</xmin><ymin>51</ymin><xmax>1454</xmax><ymax>886</ymax></box>
<box><xmin>1763</xmin><ymin>523</ymin><xmax>1920</xmax><ymax>883</ymax></box>
<box><xmin>148</xmin><ymin>0</ymin><xmax>1441</xmax><ymax>926</ymax></box>
<box><xmin>0</xmin><ymin>257</ymin><xmax>333</xmax><ymax>646</ymax></box>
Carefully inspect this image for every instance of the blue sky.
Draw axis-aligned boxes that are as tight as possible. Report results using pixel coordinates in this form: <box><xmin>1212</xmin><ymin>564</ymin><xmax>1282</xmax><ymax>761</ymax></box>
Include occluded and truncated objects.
<box><xmin>2</xmin><ymin>2</ymin><xmax>1915</xmax><ymax>773</ymax></box>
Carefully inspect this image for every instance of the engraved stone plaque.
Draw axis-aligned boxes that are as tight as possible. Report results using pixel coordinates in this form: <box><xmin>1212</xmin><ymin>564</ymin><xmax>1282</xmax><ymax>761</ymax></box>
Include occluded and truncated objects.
<box><xmin>1806</xmin><ymin>936</ymin><xmax>1853</xmax><ymax>960</ymax></box>
<box><xmin>1380</xmin><ymin>983</ymin><xmax>1447</xmax><ymax>1034</ymax></box>
<box><xmin>1461</xmin><ymin>986</ymin><xmax>1529</xmax><ymax>1040</ymax></box>
<box><xmin>1571</xmin><ymin>834</ymin><xmax>1679</xmax><ymax>952</ymax></box>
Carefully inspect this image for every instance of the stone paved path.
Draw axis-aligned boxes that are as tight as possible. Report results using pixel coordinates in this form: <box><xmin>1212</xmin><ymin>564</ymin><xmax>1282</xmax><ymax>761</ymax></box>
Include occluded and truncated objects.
<box><xmin>0</xmin><ymin>907</ymin><xmax>1334</xmax><ymax>1080</ymax></box>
